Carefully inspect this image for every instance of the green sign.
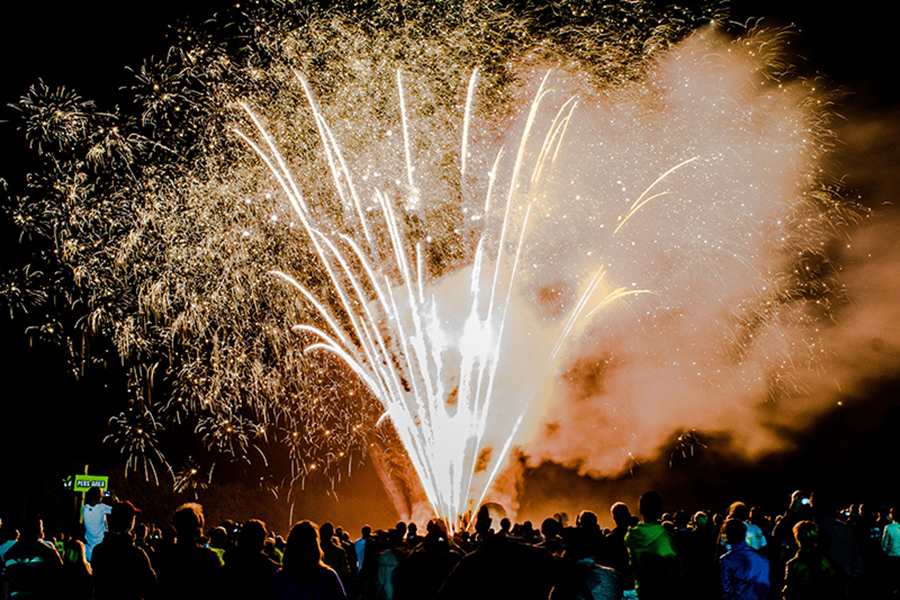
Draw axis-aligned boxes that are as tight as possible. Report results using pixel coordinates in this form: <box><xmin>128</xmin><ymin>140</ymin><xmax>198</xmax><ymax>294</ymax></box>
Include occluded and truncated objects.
<box><xmin>72</xmin><ymin>474</ymin><xmax>108</xmax><ymax>492</ymax></box>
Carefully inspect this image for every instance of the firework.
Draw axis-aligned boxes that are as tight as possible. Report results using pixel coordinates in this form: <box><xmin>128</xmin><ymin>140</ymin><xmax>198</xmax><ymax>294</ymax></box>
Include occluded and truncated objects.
<box><xmin>2</xmin><ymin>1</ymin><xmax>854</xmax><ymax>520</ymax></box>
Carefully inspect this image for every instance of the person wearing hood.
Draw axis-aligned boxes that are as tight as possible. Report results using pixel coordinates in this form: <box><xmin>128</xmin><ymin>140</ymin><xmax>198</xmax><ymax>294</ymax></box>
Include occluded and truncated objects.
<box><xmin>624</xmin><ymin>491</ymin><xmax>682</xmax><ymax>600</ymax></box>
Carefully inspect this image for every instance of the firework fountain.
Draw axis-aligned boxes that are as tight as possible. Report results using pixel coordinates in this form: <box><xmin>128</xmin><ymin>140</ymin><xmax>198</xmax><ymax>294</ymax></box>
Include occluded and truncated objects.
<box><xmin>239</xmin><ymin>68</ymin><xmax>647</xmax><ymax>525</ymax></box>
<box><xmin>233</xmin><ymin>21</ymin><xmax>847</xmax><ymax>524</ymax></box>
<box><xmin>3</xmin><ymin>1</ymin><xmax>858</xmax><ymax>526</ymax></box>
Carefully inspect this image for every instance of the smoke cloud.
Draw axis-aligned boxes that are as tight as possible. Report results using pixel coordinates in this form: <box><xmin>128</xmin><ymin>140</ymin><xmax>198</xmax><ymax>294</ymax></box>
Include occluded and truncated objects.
<box><xmin>457</xmin><ymin>27</ymin><xmax>887</xmax><ymax>511</ymax></box>
<box><xmin>224</xmin><ymin>16</ymin><xmax>897</xmax><ymax>521</ymax></box>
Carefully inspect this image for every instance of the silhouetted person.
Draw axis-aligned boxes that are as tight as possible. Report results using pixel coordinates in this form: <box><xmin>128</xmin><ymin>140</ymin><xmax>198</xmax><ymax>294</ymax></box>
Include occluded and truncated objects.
<box><xmin>497</xmin><ymin>518</ymin><xmax>512</xmax><ymax>538</ymax></box>
<box><xmin>719</xmin><ymin>518</ymin><xmax>769</xmax><ymax>600</ymax></box>
<box><xmin>154</xmin><ymin>502</ymin><xmax>222</xmax><ymax>600</ymax></box>
<box><xmin>320</xmin><ymin>522</ymin><xmax>353</xmax><ymax>594</ymax></box>
<box><xmin>473</xmin><ymin>506</ymin><xmax>493</xmax><ymax>545</ymax></box>
<box><xmin>336</xmin><ymin>527</ymin><xmax>358</xmax><ymax>572</ymax></box>
<box><xmin>395</xmin><ymin>522</ymin><xmax>408</xmax><ymax>546</ymax></box>
<box><xmin>552</xmin><ymin>525</ymin><xmax>623</xmax><ymax>600</ymax></box>
<box><xmin>209</xmin><ymin>525</ymin><xmax>228</xmax><ymax>563</ymax></box>
<box><xmin>405</xmin><ymin>522</ymin><xmax>423</xmax><ymax>548</ymax></box>
<box><xmin>219</xmin><ymin>519</ymin><xmax>280</xmax><ymax>600</ymax></box>
<box><xmin>579</xmin><ymin>511</ymin><xmax>609</xmax><ymax>562</ymax></box>
<box><xmin>538</xmin><ymin>517</ymin><xmax>566</xmax><ymax>557</ymax></box>
<box><xmin>771</xmin><ymin>491</ymin><xmax>814</xmax><ymax>591</ymax></box>
<box><xmin>748</xmin><ymin>507</ymin><xmax>771</xmax><ymax>550</ymax></box>
<box><xmin>608</xmin><ymin>503</ymin><xmax>637</xmax><ymax>540</ymax></box>
<box><xmin>394</xmin><ymin>518</ymin><xmax>463</xmax><ymax>600</ymax></box>
<box><xmin>372</xmin><ymin>527</ymin><xmax>407</xmax><ymax>599</ymax></box>
<box><xmin>435</xmin><ymin>533</ymin><xmax>555</xmax><ymax>600</ymax></box>
<box><xmin>520</xmin><ymin>520</ymin><xmax>540</xmax><ymax>543</ymax></box>
<box><xmin>3</xmin><ymin>515</ymin><xmax>63</xmax><ymax>599</ymax></box>
<box><xmin>0</xmin><ymin>521</ymin><xmax>19</xmax><ymax>576</ymax></box>
<box><xmin>682</xmin><ymin>511</ymin><xmax>718</xmax><ymax>600</ymax></box>
<box><xmin>773</xmin><ymin>491</ymin><xmax>814</xmax><ymax>562</ymax></box>
<box><xmin>270</xmin><ymin>520</ymin><xmax>347</xmax><ymax>600</ymax></box>
<box><xmin>264</xmin><ymin>534</ymin><xmax>283</xmax><ymax>563</ymax></box>
<box><xmin>624</xmin><ymin>491</ymin><xmax>681</xmax><ymax>600</ymax></box>
<box><xmin>605</xmin><ymin>502</ymin><xmax>637</xmax><ymax>594</ymax></box>
<box><xmin>152</xmin><ymin>525</ymin><xmax>176</xmax><ymax>555</ymax></box>
<box><xmin>809</xmin><ymin>490</ymin><xmax>863</xmax><ymax>598</ymax></box>
<box><xmin>355</xmin><ymin>525</ymin><xmax>371</xmax><ymax>574</ymax></box>
<box><xmin>132</xmin><ymin>522</ymin><xmax>154</xmax><ymax>560</ymax></box>
<box><xmin>782</xmin><ymin>520</ymin><xmax>839</xmax><ymax>600</ymax></box>
<box><xmin>91</xmin><ymin>500</ymin><xmax>157</xmax><ymax>600</ymax></box>
<box><xmin>58</xmin><ymin>526</ymin><xmax>93</xmax><ymax>600</ymax></box>
<box><xmin>726</xmin><ymin>502</ymin><xmax>767</xmax><ymax>551</ymax></box>
<box><xmin>882</xmin><ymin>506</ymin><xmax>900</xmax><ymax>596</ymax></box>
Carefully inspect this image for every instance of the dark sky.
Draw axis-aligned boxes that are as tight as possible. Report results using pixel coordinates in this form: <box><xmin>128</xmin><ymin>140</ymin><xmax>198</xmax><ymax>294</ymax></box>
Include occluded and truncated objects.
<box><xmin>1</xmin><ymin>0</ymin><xmax>897</xmax><ymax>108</ymax></box>
<box><xmin>1</xmin><ymin>0</ymin><xmax>898</xmax><ymax>532</ymax></box>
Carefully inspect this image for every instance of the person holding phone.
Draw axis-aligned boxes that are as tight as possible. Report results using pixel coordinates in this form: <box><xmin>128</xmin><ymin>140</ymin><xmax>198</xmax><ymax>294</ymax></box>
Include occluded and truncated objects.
<box><xmin>82</xmin><ymin>486</ymin><xmax>114</xmax><ymax>563</ymax></box>
<box><xmin>771</xmin><ymin>491</ymin><xmax>815</xmax><ymax>589</ymax></box>
<box><xmin>774</xmin><ymin>492</ymin><xmax>814</xmax><ymax>548</ymax></box>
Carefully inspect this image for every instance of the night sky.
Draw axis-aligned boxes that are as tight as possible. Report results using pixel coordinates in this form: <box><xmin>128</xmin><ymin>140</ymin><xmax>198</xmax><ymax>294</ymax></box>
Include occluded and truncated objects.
<box><xmin>1</xmin><ymin>0</ymin><xmax>898</xmax><ymax>535</ymax></box>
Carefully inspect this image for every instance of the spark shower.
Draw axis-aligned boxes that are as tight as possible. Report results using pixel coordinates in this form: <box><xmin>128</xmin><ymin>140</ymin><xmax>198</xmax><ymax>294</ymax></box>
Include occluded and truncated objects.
<box><xmin>241</xmin><ymin>69</ymin><xmax>648</xmax><ymax>525</ymax></box>
<box><xmin>3</xmin><ymin>1</ymin><xmax>855</xmax><ymax>526</ymax></box>
<box><xmin>237</xmin><ymin>27</ymin><xmax>847</xmax><ymax>523</ymax></box>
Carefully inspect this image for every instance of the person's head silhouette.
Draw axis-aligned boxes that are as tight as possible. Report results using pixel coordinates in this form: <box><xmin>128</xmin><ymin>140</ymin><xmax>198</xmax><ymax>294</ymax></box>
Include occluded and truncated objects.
<box><xmin>792</xmin><ymin>520</ymin><xmax>820</xmax><ymax>550</ymax></box>
<box><xmin>172</xmin><ymin>503</ymin><xmax>204</xmax><ymax>544</ymax></box>
<box><xmin>611</xmin><ymin>502</ymin><xmax>633</xmax><ymax>528</ymax></box>
<box><xmin>722</xmin><ymin>519</ymin><xmax>747</xmax><ymax>547</ymax></box>
<box><xmin>639</xmin><ymin>491</ymin><xmax>664</xmax><ymax>523</ymax></box>
<box><xmin>283</xmin><ymin>521</ymin><xmax>325</xmax><ymax>575</ymax></box>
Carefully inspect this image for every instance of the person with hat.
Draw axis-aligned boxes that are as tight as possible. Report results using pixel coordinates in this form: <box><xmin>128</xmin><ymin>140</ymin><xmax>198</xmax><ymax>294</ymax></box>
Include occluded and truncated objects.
<box><xmin>91</xmin><ymin>500</ymin><xmax>157</xmax><ymax>600</ymax></box>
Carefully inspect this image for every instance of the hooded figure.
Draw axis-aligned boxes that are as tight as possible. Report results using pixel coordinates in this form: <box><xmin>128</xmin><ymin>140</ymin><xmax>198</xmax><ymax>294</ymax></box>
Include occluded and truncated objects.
<box><xmin>624</xmin><ymin>492</ymin><xmax>681</xmax><ymax>600</ymax></box>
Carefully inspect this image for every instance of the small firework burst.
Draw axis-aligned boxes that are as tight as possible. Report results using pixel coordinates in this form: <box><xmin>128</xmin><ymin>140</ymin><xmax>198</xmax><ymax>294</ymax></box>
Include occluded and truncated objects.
<box><xmin>105</xmin><ymin>407</ymin><xmax>170</xmax><ymax>484</ymax></box>
<box><xmin>669</xmin><ymin>429</ymin><xmax>707</xmax><ymax>467</ymax></box>
<box><xmin>173</xmin><ymin>457</ymin><xmax>212</xmax><ymax>497</ymax></box>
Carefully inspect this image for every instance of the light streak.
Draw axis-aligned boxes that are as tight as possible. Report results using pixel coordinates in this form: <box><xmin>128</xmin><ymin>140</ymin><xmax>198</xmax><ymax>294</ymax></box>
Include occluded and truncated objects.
<box><xmin>9</xmin><ymin>3</ymin><xmax>853</xmax><ymax>516</ymax></box>
<box><xmin>241</xmin><ymin>70</ymin><xmax>632</xmax><ymax>527</ymax></box>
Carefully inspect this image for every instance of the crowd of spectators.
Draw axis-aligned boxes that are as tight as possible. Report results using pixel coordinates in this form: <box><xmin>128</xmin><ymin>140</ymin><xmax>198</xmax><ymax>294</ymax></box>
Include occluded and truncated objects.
<box><xmin>1</xmin><ymin>488</ymin><xmax>898</xmax><ymax>600</ymax></box>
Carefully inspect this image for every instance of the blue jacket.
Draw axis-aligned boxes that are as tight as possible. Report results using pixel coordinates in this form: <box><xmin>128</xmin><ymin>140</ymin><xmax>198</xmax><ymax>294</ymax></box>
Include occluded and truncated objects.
<box><xmin>719</xmin><ymin>541</ymin><xmax>770</xmax><ymax>600</ymax></box>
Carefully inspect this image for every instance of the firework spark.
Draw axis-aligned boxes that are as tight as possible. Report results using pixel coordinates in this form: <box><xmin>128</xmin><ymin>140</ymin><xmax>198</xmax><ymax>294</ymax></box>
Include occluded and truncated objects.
<box><xmin>2</xmin><ymin>2</ymin><xmax>857</xmax><ymax>520</ymax></box>
<box><xmin>240</xmin><ymin>68</ymin><xmax>646</xmax><ymax>526</ymax></box>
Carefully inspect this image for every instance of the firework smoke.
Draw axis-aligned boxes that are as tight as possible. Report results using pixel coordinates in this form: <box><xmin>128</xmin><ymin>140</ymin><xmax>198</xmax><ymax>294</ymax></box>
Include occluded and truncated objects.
<box><xmin>3</xmin><ymin>1</ymin><xmax>878</xmax><ymax>521</ymax></box>
<box><xmin>401</xmin><ymin>26</ymin><xmax>853</xmax><ymax>516</ymax></box>
<box><xmin>237</xmin><ymin>22</ymin><xmax>854</xmax><ymax>522</ymax></box>
<box><xmin>500</xmin><ymin>26</ymin><xmax>842</xmax><ymax>478</ymax></box>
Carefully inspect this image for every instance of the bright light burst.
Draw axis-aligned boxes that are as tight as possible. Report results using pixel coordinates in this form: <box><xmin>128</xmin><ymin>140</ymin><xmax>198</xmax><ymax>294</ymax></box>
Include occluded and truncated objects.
<box><xmin>2</xmin><ymin>1</ymin><xmax>858</xmax><ymax>518</ymax></box>
<box><xmin>239</xmin><ymin>69</ymin><xmax>643</xmax><ymax>525</ymax></box>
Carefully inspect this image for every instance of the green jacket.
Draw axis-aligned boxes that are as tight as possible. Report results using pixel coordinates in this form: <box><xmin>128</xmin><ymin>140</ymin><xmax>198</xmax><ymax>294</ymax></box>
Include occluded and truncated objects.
<box><xmin>624</xmin><ymin>523</ymin><xmax>681</xmax><ymax>599</ymax></box>
<box><xmin>782</xmin><ymin>548</ymin><xmax>839</xmax><ymax>600</ymax></box>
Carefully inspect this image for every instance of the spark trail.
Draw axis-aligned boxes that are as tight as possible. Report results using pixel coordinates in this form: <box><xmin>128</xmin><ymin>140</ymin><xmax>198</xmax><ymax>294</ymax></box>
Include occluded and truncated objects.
<box><xmin>240</xmin><ymin>69</ymin><xmax>642</xmax><ymax>526</ymax></box>
<box><xmin>5</xmin><ymin>1</ymin><xmax>859</xmax><ymax>524</ymax></box>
